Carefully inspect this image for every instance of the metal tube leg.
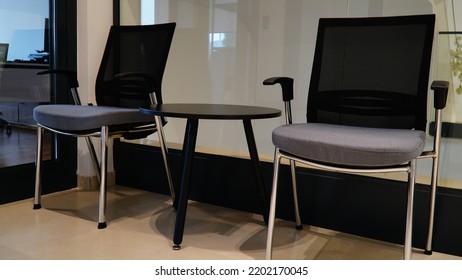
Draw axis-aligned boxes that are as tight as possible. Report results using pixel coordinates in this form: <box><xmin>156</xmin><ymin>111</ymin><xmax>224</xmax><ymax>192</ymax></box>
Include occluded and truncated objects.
<box><xmin>85</xmin><ymin>137</ymin><xmax>101</xmax><ymax>183</ymax></box>
<box><xmin>148</xmin><ymin>92</ymin><xmax>175</xmax><ymax>202</ymax></box>
<box><xmin>33</xmin><ymin>126</ymin><xmax>43</xmax><ymax>210</ymax></box>
<box><xmin>404</xmin><ymin>159</ymin><xmax>417</xmax><ymax>260</ymax></box>
<box><xmin>425</xmin><ymin>155</ymin><xmax>439</xmax><ymax>255</ymax></box>
<box><xmin>154</xmin><ymin>115</ymin><xmax>176</xmax><ymax>203</ymax></box>
<box><xmin>97</xmin><ymin>126</ymin><xmax>108</xmax><ymax>229</ymax></box>
<box><xmin>290</xmin><ymin>160</ymin><xmax>302</xmax><ymax>229</ymax></box>
<box><xmin>266</xmin><ymin>149</ymin><xmax>282</xmax><ymax>260</ymax></box>
<box><xmin>425</xmin><ymin>109</ymin><xmax>442</xmax><ymax>255</ymax></box>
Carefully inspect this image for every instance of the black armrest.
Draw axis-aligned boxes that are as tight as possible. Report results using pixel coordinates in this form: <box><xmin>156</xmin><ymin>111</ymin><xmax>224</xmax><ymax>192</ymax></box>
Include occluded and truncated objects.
<box><xmin>431</xmin><ymin>80</ymin><xmax>449</xmax><ymax>110</ymax></box>
<box><xmin>37</xmin><ymin>69</ymin><xmax>79</xmax><ymax>88</ymax></box>
<box><xmin>263</xmin><ymin>76</ymin><xmax>294</xmax><ymax>102</ymax></box>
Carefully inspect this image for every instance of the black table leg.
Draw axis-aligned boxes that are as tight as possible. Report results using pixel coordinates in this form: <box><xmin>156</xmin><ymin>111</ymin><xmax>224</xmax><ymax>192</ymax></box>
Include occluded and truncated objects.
<box><xmin>243</xmin><ymin>119</ymin><xmax>269</xmax><ymax>224</ymax></box>
<box><xmin>173</xmin><ymin>118</ymin><xmax>199</xmax><ymax>250</ymax></box>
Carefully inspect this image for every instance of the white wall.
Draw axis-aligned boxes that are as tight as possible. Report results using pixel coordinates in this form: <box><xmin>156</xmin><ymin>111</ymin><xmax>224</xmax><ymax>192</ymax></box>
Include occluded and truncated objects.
<box><xmin>76</xmin><ymin>0</ymin><xmax>113</xmax><ymax>180</ymax></box>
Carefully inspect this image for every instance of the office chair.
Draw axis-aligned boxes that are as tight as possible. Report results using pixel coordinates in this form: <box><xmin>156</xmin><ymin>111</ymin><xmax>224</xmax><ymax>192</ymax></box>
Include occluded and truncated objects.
<box><xmin>33</xmin><ymin>23</ymin><xmax>177</xmax><ymax>229</ymax></box>
<box><xmin>264</xmin><ymin>15</ymin><xmax>448</xmax><ymax>260</ymax></box>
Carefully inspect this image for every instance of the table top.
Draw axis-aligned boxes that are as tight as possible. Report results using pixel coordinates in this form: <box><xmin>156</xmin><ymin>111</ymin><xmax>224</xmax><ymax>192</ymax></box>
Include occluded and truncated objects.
<box><xmin>140</xmin><ymin>103</ymin><xmax>281</xmax><ymax>120</ymax></box>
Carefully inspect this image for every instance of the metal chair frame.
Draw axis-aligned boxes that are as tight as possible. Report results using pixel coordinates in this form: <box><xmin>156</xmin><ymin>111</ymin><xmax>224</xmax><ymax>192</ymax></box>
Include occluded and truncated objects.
<box><xmin>33</xmin><ymin>81</ymin><xmax>175</xmax><ymax>229</ymax></box>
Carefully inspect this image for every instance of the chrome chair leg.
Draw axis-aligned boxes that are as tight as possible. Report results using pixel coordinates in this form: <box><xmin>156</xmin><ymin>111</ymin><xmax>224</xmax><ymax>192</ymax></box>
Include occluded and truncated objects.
<box><xmin>33</xmin><ymin>126</ymin><xmax>43</xmax><ymax>210</ymax></box>
<box><xmin>85</xmin><ymin>137</ymin><xmax>101</xmax><ymax>183</ymax></box>
<box><xmin>154</xmin><ymin>115</ymin><xmax>175</xmax><ymax>202</ymax></box>
<box><xmin>149</xmin><ymin>91</ymin><xmax>175</xmax><ymax>202</ymax></box>
<box><xmin>290</xmin><ymin>160</ymin><xmax>303</xmax><ymax>229</ymax></box>
<box><xmin>266</xmin><ymin>149</ymin><xmax>282</xmax><ymax>260</ymax></box>
<box><xmin>97</xmin><ymin>126</ymin><xmax>108</xmax><ymax>229</ymax></box>
<box><xmin>404</xmin><ymin>159</ymin><xmax>417</xmax><ymax>260</ymax></box>
<box><xmin>425</xmin><ymin>155</ymin><xmax>439</xmax><ymax>255</ymax></box>
<box><xmin>425</xmin><ymin>109</ymin><xmax>442</xmax><ymax>255</ymax></box>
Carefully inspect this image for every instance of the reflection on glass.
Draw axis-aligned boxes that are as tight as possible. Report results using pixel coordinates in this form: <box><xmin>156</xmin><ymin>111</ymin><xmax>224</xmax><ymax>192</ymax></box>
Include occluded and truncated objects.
<box><xmin>119</xmin><ymin>0</ymin><xmax>462</xmax><ymax>190</ymax></box>
<box><xmin>0</xmin><ymin>0</ymin><xmax>51</xmax><ymax>168</ymax></box>
<box><xmin>210</xmin><ymin>32</ymin><xmax>236</xmax><ymax>48</ymax></box>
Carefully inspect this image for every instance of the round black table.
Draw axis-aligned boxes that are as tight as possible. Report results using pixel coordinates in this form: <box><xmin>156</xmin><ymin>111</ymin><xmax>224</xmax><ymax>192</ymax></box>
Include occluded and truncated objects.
<box><xmin>140</xmin><ymin>103</ymin><xmax>281</xmax><ymax>249</ymax></box>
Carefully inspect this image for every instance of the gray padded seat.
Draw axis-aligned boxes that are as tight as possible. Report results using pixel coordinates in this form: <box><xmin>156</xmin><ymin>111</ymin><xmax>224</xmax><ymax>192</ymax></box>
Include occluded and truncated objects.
<box><xmin>34</xmin><ymin>104</ymin><xmax>154</xmax><ymax>132</ymax></box>
<box><xmin>272</xmin><ymin>123</ymin><xmax>426</xmax><ymax>167</ymax></box>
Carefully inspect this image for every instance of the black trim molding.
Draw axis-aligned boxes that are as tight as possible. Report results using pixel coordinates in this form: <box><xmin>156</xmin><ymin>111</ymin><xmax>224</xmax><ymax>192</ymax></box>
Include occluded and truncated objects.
<box><xmin>430</xmin><ymin>121</ymin><xmax>462</xmax><ymax>139</ymax></box>
<box><xmin>113</xmin><ymin>0</ymin><xmax>120</xmax><ymax>26</ymax></box>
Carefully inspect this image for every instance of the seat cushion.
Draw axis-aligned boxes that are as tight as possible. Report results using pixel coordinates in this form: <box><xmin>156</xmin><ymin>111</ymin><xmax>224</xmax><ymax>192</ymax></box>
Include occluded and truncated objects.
<box><xmin>272</xmin><ymin>123</ymin><xmax>426</xmax><ymax>167</ymax></box>
<box><xmin>33</xmin><ymin>104</ymin><xmax>154</xmax><ymax>131</ymax></box>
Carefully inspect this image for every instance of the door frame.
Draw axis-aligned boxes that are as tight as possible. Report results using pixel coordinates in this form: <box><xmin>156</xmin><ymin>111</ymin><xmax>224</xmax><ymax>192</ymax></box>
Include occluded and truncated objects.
<box><xmin>0</xmin><ymin>0</ymin><xmax>77</xmax><ymax>204</ymax></box>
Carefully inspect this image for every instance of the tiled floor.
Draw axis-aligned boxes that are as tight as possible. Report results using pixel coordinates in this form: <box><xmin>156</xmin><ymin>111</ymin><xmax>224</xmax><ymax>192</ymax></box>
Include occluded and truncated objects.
<box><xmin>0</xmin><ymin>185</ymin><xmax>460</xmax><ymax>260</ymax></box>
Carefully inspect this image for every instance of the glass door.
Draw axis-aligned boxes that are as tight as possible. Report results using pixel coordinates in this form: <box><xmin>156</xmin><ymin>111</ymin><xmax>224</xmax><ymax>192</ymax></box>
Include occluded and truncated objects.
<box><xmin>0</xmin><ymin>0</ymin><xmax>77</xmax><ymax>204</ymax></box>
<box><xmin>0</xmin><ymin>0</ymin><xmax>51</xmax><ymax>167</ymax></box>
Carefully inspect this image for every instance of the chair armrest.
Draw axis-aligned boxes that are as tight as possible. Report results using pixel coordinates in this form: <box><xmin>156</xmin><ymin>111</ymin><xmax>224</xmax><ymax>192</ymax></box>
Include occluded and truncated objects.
<box><xmin>431</xmin><ymin>80</ymin><xmax>449</xmax><ymax>110</ymax></box>
<box><xmin>37</xmin><ymin>69</ymin><xmax>79</xmax><ymax>88</ymax></box>
<box><xmin>263</xmin><ymin>76</ymin><xmax>294</xmax><ymax>102</ymax></box>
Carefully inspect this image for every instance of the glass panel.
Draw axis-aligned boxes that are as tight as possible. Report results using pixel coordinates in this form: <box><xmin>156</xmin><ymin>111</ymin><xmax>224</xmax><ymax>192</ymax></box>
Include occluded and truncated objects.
<box><xmin>0</xmin><ymin>0</ymin><xmax>51</xmax><ymax>167</ymax></box>
<box><xmin>119</xmin><ymin>0</ymin><xmax>350</xmax><ymax>160</ymax></box>
<box><xmin>119</xmin><ymin>0</ymin><xmax>462</xmax><ymax>190</ymax></box>
<box><xmin>430</xmin><ymin>0</ymin><xmax>462</xmax><ymax>190</ymax></box>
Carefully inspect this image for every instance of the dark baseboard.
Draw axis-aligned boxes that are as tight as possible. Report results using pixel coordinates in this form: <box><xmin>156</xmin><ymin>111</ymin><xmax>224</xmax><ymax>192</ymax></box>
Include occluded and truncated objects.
<box><xmin>429</xmin><ymin>121</ymin><xmax>462</xmax><ymax>139</ymax></box>
<box><xmin>0</xmin><ymin>158</ymin><xmax>76</xmax><ymax>205</ymax></box>
<box><xmin>114</xmin><ymin>140</ymin><xmax>462</xmax><ymax>257</ymax></box>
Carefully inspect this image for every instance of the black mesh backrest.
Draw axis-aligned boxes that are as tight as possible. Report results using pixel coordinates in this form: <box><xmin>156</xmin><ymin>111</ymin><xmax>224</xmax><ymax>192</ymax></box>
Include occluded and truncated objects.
<box><xmin>307</xmin><ymin>15</ymin><xmax>435</xmax><ymax>131</ymax></box>
<box><xmin>95</xmin><ymin>23</ymin><xmax>176</xmax><ymax>108</ymax></box>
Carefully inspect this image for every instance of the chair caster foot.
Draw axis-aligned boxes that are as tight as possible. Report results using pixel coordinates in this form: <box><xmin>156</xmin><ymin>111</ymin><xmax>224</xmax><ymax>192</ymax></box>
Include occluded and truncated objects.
<box><xmin>97</xmin><ymin>222</ymin><xmax>107</xmax><ymax>229</ymax></box>
<box><xmin>173</xmin><ymin>244</ymin><xmax>181</xmax><ymax>250</ymax></box>
<box><xmin>424</xmin><ymin>249</ymin><xmax>433</xmax><ymax>255</ymax></box>
<box><xmin>33</xmin><ymin>204</ymin><xmax>42</xmax><ymax>210</ymax></box>
<box><xmin>295</xmin><ymin>224</ymin><xmax>303</xmax><ymax>230</ymax></box>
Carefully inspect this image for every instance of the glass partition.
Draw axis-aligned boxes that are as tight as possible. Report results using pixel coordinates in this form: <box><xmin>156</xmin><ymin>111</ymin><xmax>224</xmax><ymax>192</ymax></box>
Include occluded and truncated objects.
<box><xmin>0</xmin><ymin>0</ymin><xmax>51</xmax><ymax>167</ymax></box>
<box><xmin>119</xmin><ymin>0</ymin><xmax>462</xmax><ymax>190</ymax></box>
<box><xmin>431</xmin><ymin>0</ymin><xmax>462</xmax><ymax>190</ymax></box>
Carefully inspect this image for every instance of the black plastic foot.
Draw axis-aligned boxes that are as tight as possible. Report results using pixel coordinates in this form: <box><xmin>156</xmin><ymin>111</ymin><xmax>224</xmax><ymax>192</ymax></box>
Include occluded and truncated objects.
<box><xmin>295</xmin><ymin>224</ymin><xmax>303</xmax><ymax>230</ymax></box>
<box><xmin>33</xmin><ymin>204</ymin><xmax>42</xmax><ymax>210</ymax></box>
<box><xmin>173</xmin><ymin>244</ymin><xmax>181</xmax><ymax>250</ymax></box>
<box><xmin>424</xmin><ymin>249</ymin><xmax>433</xmax><ymax>255</ymax></box>
<box><xmin>97</xmin><ymin>222</ymin><xmax>107</xmax><ymax>229</ymax></box>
